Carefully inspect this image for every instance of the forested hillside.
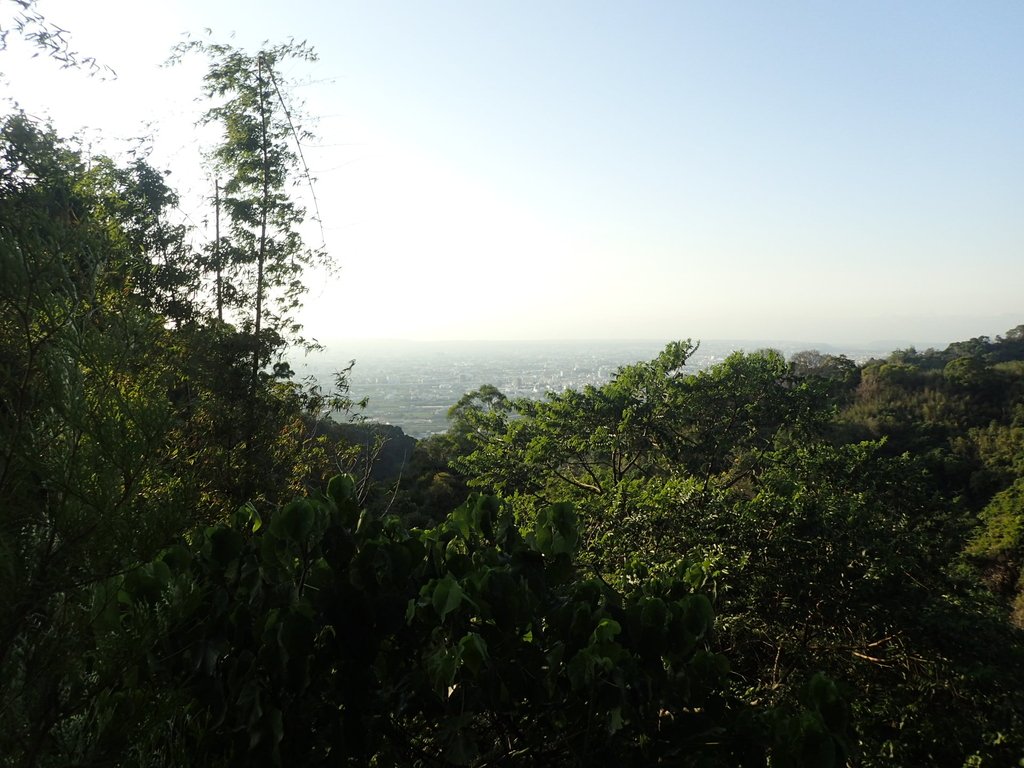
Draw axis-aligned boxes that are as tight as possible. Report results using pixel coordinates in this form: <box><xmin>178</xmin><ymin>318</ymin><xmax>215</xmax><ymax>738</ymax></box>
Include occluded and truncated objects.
<box><xmin>399</xmin><ymin>335</ymin><xmax>1024</xmax><ymax>765</ymax></box>
<box><xmin>2</xmin><ymin>24</ymin><xmax>1023</xmax><ymax>768</ymax></box>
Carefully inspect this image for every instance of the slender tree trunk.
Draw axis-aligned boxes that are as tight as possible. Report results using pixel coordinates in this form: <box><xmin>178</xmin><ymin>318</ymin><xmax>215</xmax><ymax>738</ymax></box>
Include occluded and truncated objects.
<box><xmin>215</xmin><ymin>178</ymin><xmax>222</xmax><ymax>323</ymax></box>
<box><xmin>254</xmin><ymin>54</ymin><xmax>270</xmax><ymax>387</ymax></box>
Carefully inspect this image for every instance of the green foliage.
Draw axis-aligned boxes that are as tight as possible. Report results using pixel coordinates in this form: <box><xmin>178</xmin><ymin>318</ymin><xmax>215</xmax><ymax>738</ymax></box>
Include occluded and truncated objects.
<box><xmin>437</xmin><ymin>335</ymin><xmax>1024</xmax><ymax>765</ymax></box>
<box><xmin>0</xmin><ymin>109</ymin><xmax>357</xmax><ymax>765</ymax></box>
<box><xmin>0</xmin><ymin>113</ymin><xmax>206</xmax><ymax>762</ymax></box>
<box><xmin>969</xmin><ymin>478</ymin><xmax>1024</xmax><ymax>564</ymax></box>
<box><xmin>84</xmin><ymin>154</ymin><xmax>198</xmax><ymax>325</ymax></box>
<box><xmin>449</xmin><ymin>343</ymin><xmax>832</xmax><ymax>573</ymax></box>
<box><xmin>169</xmin><ymin>37</ymin><xmax>327</xmax><ymax>378</ymax></box>
<box><xmin>967</xmin><ymin>477</ymin><xmax>1024</xmax><ymax>625</ymax></box>
<box><xmin>54</xmin><ymin>478</ymin><xmax>844</xmax><ymax>767</ymax></box>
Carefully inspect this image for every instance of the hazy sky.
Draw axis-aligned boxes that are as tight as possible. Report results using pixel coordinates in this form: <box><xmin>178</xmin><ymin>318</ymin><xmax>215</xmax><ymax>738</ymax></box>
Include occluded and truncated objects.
<box><xmin>3</xmin><ymin>1</ymin><xmax>1022</xmax><ymax>346</ymax></box>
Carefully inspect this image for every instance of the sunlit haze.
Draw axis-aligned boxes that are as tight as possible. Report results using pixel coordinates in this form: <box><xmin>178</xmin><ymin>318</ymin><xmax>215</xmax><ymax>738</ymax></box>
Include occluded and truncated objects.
<box><xmin>3</xmin><ymin>1</ymin><xmax>1022</xmax><ymax>348</ymax></box>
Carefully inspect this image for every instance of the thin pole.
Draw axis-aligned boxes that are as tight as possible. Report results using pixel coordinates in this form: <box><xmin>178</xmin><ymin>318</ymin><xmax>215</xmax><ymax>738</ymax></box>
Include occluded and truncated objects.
<box><xmin>215</xmin><ymin>178</ymin><xmax>223</xmax><ymax>323</ymax></box>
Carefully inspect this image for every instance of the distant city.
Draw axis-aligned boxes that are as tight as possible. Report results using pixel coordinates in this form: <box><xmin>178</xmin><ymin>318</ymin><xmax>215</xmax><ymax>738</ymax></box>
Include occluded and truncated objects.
<box><xmin>290</xmin><ymin>339</ymin><xmax>894</xmax><ymax>439</ymax></box>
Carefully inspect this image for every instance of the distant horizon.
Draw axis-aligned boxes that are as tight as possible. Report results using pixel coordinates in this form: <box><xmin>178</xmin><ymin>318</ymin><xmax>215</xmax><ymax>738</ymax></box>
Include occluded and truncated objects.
<box><xmin>298</xmin><ymin>312</ymin><xmax>1024</xmax><ymax>356</ymax></box>
<box><xmin>308</xmin><ymin>324</ymin><xmax>1023</xmax><ymax>356</ymax></box>
<box><xmin>305</xmin><ymin>312</ymin><xmax>1023</xmax><ymax>354</ymax></box>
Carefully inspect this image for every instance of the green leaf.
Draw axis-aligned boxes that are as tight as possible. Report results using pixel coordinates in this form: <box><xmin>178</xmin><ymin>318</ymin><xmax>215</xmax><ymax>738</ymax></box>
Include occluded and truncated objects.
<box><xmin>682</xmin><ymin>594</ymin><xmax>714</xmax><ymax>638</ymax></box>
<box><xmin>608</xmin><ymin>706</ymin><xmax>624</xmax><ymax>735</ymax></box>
<box><xmin>592</xmin><ymin>617</ymin><xmax>622</xmax><ymax>645</ymax></box>
<box><xmin>159</xmin><ymin>544</ymin><xmax>192</xmax><ymax>573</ymax></box>
<box><xmin>150</xmin><ymin>559</ymin><xmax>172</xmax><ymax>588</ymax></box>
<box><xmin>427</xmin><ymin>645</ymin><xmax>463</xmax><ymax>695</ymax></box>
<box><xmin>432</xmin><ymin>575</ymin><xmax>464</xmax><ymax>621</ymax></box>
<box><xmin>327</xmin><ymin>474</ymin><xmax>360</xmax><ymax>527</ymax></box>
<box><xmin>271</xmin><ymin>499</ymin><xmax>315</xmax><ymax>542</ymax></box>
<box><xmin>234</xmin><ymin>501</ymin><xmax>261</xmax><ymax>532</ymax></box>
<box><xmin>249</xmin><ymin>504</ymin><xmax>263</xmax><ymax>533</ymax></box>
<box><xmin>327</xmin><ymin>473</ymin><xmax>355</xmax><ymax>505</ymax></box>
<box><xmin>533</xmin><ymin>502</ymin><xmax>579</xmax><ymax>556</ymax></box>
<box><xmin>458</xmin><ymin>632</ymin><xmax>488</xmax><ymax>676</ymax></box>
<box><xmin>639</xmin><ymin>597</ymin><xmax>668</xmax><ymax>629</ymax></box>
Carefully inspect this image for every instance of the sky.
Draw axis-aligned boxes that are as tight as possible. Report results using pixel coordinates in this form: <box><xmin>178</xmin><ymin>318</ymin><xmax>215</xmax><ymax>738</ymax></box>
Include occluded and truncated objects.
<box><xmin>3</xmin><ymin>0</ymin><xmax>1022</xmax><ymax>347</ymax></box>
